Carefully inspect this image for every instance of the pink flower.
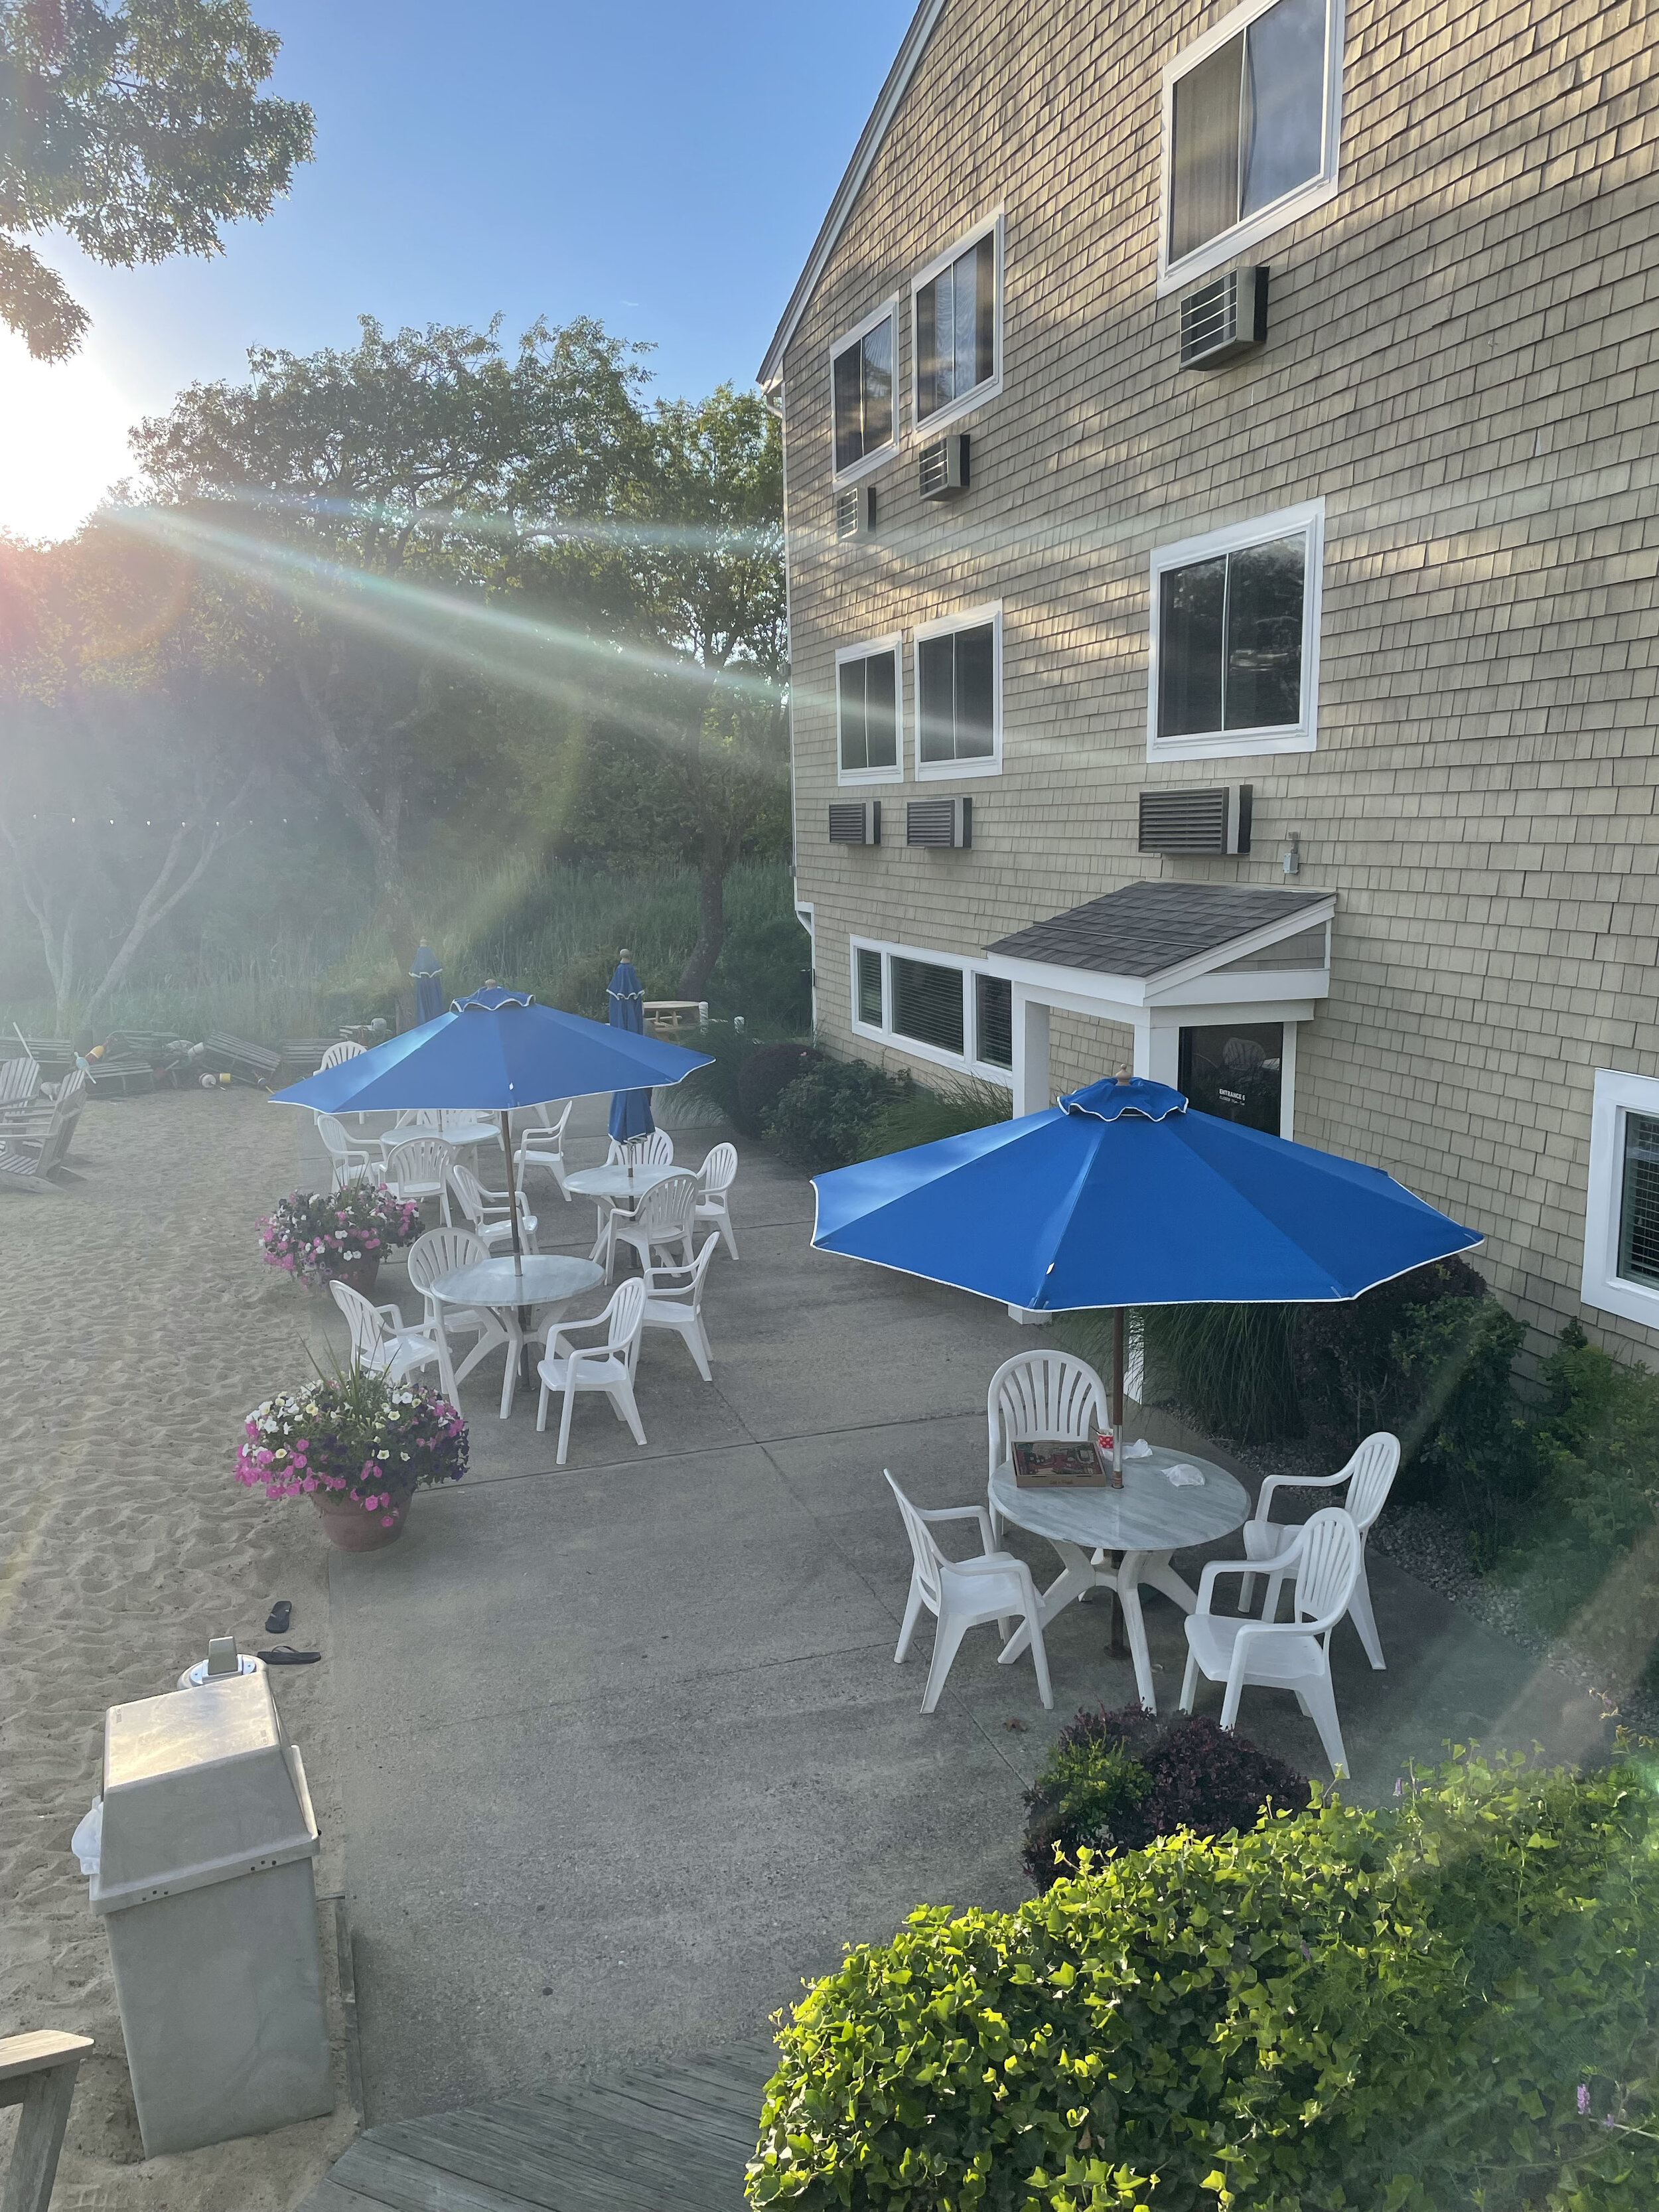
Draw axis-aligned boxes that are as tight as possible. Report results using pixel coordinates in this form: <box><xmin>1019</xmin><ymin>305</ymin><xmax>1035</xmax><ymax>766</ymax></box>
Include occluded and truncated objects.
<box><xmin>382</xmin><ymin>1514</ymin><xmax>396</xmax><ymax>1526</ymax></box>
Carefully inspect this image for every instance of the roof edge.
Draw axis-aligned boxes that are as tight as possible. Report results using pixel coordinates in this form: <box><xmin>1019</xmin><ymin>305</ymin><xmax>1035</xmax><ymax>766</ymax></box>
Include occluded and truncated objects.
<box><xmin>757</xmin><ymin>0</ymin><xmax>950</xmax><ymax>390</ymax></box>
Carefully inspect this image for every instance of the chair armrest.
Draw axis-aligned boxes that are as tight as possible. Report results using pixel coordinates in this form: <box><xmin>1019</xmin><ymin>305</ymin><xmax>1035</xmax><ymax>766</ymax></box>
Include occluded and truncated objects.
<box><xmin>543</xmin><ymin>1312</ymin><xmax>609</xmax><ymax>1354</ymax></box>
<box><xmin>373</xmin><ymin>1301</ymin><xmax>406</xmax><ymax>1330</ymax></box>
<box><xmin>1253</xmin><ymin>1469</ymin><xmax>1346</xmax><ymax>1520</ymax></box>
<box><xmin>917</xmin><ymin>1502</ymin><xmax>999</xmax><ymax>1554</ymax></box>
<box><xmin>1196</xmin><ymin>1535</ymin><xmax>1307</xmax><ymax>1612</ymax></box>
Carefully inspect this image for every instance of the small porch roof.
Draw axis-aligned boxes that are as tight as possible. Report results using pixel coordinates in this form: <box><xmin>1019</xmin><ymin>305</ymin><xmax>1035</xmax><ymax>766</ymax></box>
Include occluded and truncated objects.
<box><xmin>985</xmin><ymin>883</ymin><xmax>1334</xmax><ymax>1010</ymax></box>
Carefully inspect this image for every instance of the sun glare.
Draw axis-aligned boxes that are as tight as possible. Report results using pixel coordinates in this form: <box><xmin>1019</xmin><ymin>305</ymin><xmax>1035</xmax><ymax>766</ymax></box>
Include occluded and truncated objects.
<box><xmin>0</xmin><ymin>330</ymin><xmax>143</xmax><ymax>543</ymax></box>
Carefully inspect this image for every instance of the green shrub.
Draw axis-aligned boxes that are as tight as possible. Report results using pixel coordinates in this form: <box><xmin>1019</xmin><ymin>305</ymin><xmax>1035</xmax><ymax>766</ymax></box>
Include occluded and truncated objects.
<box><xmin>766</xmin><ymin>1057</ymin><xmax>907</xmax><ymax>1173</ymax></box>
<box><xmin>1021</xmin><ymin>1706</ymin><xmax>1309</xmax><ymax>1891</ymax></box>
<box><xmin>738</xmin><ymin>1041</ymin><xmax>825</xmax><ymax>1137</ymax></box>
<box><xmin>865</xmin><ymin>1075</ymin><xmax>1013</xmax><ymax>1157</ymax></box>
<box><xmin>749</xmin><ymin>1749</ymin><xmax>1659</xmax><ymax>2212</ymax></box>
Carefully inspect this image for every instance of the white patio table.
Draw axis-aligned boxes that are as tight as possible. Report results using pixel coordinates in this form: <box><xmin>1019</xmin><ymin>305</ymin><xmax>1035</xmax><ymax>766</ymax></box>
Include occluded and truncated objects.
<box><xmin>563</xmin><ymin>1163</ymin><xmax>682</xmax><ymax>1202</ymax></box>
<box><xmin>991</xmin><ymin>1443</ymin><xmax>1248</xmax><ymax>1714</ymax></box>
<box><xmin>429</xmin><ymin>1254</ymin><xmax>604</xmax><ymax>1419</ymax></box>
<box><xmin>376</xmin><ymin>1115</ymin><xmax>500</xmax><ymax>1164</ymax></box>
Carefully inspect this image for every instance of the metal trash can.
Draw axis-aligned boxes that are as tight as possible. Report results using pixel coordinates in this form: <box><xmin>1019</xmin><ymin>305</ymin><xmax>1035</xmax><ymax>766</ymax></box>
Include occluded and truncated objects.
<box><xmin>88</xmin><ymin>1668</ymin><xmax>332</xmax><ymax>2156</ymax></box>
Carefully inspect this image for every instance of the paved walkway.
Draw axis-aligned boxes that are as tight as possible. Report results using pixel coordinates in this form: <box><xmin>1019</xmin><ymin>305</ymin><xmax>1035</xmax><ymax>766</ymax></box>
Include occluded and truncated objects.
<box><xmin>300</xmin><ymin>1097</ymin><xmax>1611</xmax><ymax>2185</ymax></box>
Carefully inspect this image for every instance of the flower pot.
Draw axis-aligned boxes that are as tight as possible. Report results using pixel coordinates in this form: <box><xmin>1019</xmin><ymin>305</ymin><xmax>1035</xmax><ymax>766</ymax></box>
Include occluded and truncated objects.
<box><xmin>328</xmin><ymin>1254</ymin><xmax>382</xmax><ymax>1298</ymax></box>
<box><xmin>311</xmin><ymin>1487</ymin><xmax>409</xmax><ymax>1551</ymax></box>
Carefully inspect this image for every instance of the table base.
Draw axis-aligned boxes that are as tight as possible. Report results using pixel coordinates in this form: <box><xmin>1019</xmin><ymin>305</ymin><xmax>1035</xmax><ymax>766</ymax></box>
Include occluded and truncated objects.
<box><xmin>999</xmin><ymin>1544</ymin><xmax>1198</xmax><ymax>1714</ymax></box>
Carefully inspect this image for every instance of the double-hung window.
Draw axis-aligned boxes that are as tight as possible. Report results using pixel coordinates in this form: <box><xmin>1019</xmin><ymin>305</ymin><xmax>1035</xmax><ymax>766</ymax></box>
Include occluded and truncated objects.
<box><xmin>1583</xmin><ymin>1071</ymin><xmax>1659</xmax><ymax>1328</ymax></box>
<box><xmin>836</xmin><ymin>637</ymin><xmax>902</xmax><ymax>783</ymax></box>
<box><xmin>831</xmin><ymin>301</ymin><xmax>897</xmax><ymax>479</ymax></box>
<box><xmin>912</xmin><ymin>218</ymin><xmax>1001</xmax><ymax>428</ymax></box>
<box><xmin>849</xmin><ymin>936</ymin><xmax>1013</xmax><ymax>1083</ymax></box>
<box><xmin>915</xmin><ymin>604</ymin><xmax>1001</xmax><ymax>777</ymax></box>
<box><xmin>1149</xmin><ymin>502</ymin><xmax>1321</xmax><ymax>761</ymax></box>
<box><xmin>1161</xmin><ymin>0</ymin><xmax>1342</xmax><ymax>289</ymax></box>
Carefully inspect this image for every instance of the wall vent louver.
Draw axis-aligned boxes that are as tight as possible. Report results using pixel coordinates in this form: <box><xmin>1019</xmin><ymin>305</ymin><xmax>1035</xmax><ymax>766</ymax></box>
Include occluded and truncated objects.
<box><xmin>906</xmin><ymin>796</ymin><xmax>972</xmax><ymax>849</ymax></box>
<box><xmin>918</xmin><ymin>433</ymin><xmax>970</xmax><ymax>499</ymax></box>
<box><xmin>835</xmin><ymin>483</ymin><xmax>877</xmax><ymax>539</ymax></box>
<box><xmin>1179</xmin><ymin>267</ymin><xmax>1268</xmax><ymax>368</ymax></box>
<box><xmin>1138</xmin><ymin>784</ymin><xmax>1252</xmax><ymax>855</ymax></box>
<box><xmin>828</xmin><ymin>800</ymin><xmax>881</xmax><ymax>846</ymax></box>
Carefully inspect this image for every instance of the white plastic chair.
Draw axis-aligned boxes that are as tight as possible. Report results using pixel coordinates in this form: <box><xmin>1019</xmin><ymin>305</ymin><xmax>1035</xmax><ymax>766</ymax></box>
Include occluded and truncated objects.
<box><xmin>329</xmin><ymin>1278</ymin><xmax>441</xmax><ymax>1386</ymax></box>
<box><xmin>536</xmin><ymin>1278</ymin><xmax>646</xmax><ymax>1465</ymax></box>
<box><xmin>316</xmin><ymin>1112</ymin><xmax>376</xmax><ymax>1191</ymax></box>
<box><xmin>320</xmin><ymin>1039</ymin><xmax>366</xmax><ymax>1070</ymax></box>
<box><xmin>609</xmin><ymin>1130</ymin><xmax>674</xmax><ymax>1169</ymax></box>
<box><xmin>1238</xmin><ymin>1432</ymin><xmax>1400</xmax><ymax>1669</ymax></box>
<box><xmin>693</xmin><ymin>1142</ymin><xmax>739</xmax><ymax>1258</ymax></box>
<box><xmin>986</xmin><ymin>1350</ymin><xmax>1108</xmax><ymax>1536</ymax></box>
<box><xmin>640</xmin><ymin>1232</ymin><xmax>720</xmax><ymax>1379</ymax></box>
<box><xmin>1180</xmin><ymin>1506</ymin><xmax>1362</xmax><ymax>1777</ymax></box>
<box><xmin>515</xmin><ymin>1099</ymin><xmax>573</xmax><ymax>1199</ymax></box>
<box><xmin>609</xmin><ymin>1170</ymin><xmax>696</xmax><ymax>1281</ymax></box>
<box><xmin>885</xmin><ymin>1470</ymin><xmax>1052</xmax><ymax>1714</ymax></box>
<box><xmin>447</xmin><ymin>1160</ymin><xmax>538</xmax><ymax>1254</ymax></box>
<box><xmin>383</xmin><ymin>1136</ymin><xmax>455</xmax><ymax>1221</ymax></box>
<box><xmin>407</xmin><ymin>1226</ymin><xmax>504</xmax><ymax>1402</ymax></box>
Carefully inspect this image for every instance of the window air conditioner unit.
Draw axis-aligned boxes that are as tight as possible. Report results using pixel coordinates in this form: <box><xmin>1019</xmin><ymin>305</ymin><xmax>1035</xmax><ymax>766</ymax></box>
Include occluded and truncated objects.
<box><xmin>828</xmin><ymin>800</ymin><xmax>881</xmax><ymax>846</ymax></box>
<box><xmin>1179</xmin><ymin>267</ymin><xmax>1268</xmax><ymax>368</ymax></box>
<box><xmin>835</xmin><ymin>482</ymin><xmax>877</xmax><ymax>539</ymax></box>
<box><xmin>906</xmin><ymin>796</ymin><xmax>972</xmax><ymax>849</ymax></box>
<box><xmin>918</xmin><ymin>432</ymin><xmax>970</xmax><ymax>500</ymax></box>
<box><xmin>1138</xmin><ymin>784</ymin><xmax>1252</xmax><ymax>855</ymax></box>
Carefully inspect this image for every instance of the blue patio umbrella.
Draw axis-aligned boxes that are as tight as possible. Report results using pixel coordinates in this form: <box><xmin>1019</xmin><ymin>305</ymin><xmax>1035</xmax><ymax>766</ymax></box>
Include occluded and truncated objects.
<box><xmin>410</xmin><ymin>942</ymin><xmax>443</xmax><ymax>1025</ymax></box>
<box><xmin>272</xmin><ymin>986</ymin><xmax>711</xmax><ymax>1264</ymax></box>
<box><xmin>605</xmin><ymin>950</ymin><xmax>654</xmax><ymax>1146</ymax></box>
<box><xmin>812</xmin><ymin>1072</ymin><xmax>1481</xmax><ymax>1432</ymax></box>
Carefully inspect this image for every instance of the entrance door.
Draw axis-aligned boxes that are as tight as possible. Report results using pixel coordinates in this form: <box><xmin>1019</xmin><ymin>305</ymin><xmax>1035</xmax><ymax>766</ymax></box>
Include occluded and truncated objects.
<box><xmin>1178</xmin><ymin>1021</ymin><xmax>1284</xmax><ymax>1134</ymax></box>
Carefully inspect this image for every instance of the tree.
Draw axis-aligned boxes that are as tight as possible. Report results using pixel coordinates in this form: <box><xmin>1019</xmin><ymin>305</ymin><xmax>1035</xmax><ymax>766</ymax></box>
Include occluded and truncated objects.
<box><xmin>127</xmin><ymin>315</ymin><xmax>653</xmax><ymax>978</ymax></box>
<box><xmin>0</xmin><ymin>524</ymin><xmax>261</xmax><ymax>1031</ymax></box>
<box><xmin>572</xmin><ymin>385</ymin><xmax>787</xmax><ymax>999</ymax></box>
<box><xmin>0</xmin><ymin>0</ymin><xmax>313</xmax><ymax>360</ymax></box>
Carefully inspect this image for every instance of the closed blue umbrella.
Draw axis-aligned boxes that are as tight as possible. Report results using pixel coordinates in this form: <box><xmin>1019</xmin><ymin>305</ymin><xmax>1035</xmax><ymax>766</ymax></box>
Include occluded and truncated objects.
<box><xmin>410</xmin><ymin>942</ymin><xmax>443</xmax><ymax>1025</ymax></box>
<box><xmin>605</xmin><ymin>950</ymin><xmax>654</xmax><ymax>1146</ymax></box>
<box><xmin>812</xmin><ymin>1072</ymin><xmax>1481</xmax><ymax>1434</ymax></box>
<box><xmin>271</xmin><ymin>987</ymin><xmax>711</xmax><ymax>1265</ymax></box>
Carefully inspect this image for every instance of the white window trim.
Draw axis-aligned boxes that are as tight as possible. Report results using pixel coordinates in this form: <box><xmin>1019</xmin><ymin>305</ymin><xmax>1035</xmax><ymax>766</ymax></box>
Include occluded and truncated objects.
<box><xmin>829</xmin><ymin>295</ymin><xmax>901</xmax><ymax>486</ymax></box>
<box><xmin>912</xmin><ymin>601</ymin><xmax>1003</xmax><ymax>780</ymax></box>
<box><xmin>1583</xmin><ymin>1069</ymin><xmax>1659</xmax><ymax>1330</ymax></box>
<box><xmin>1156</xmin><ymin>0</ymin><xmax>1345</xmax><ymax>297</ymax></box>
<box><xmin>910</xmin><ymin>210</ymin><xmax>1005</xmax><ymax>437</ymax></box>
<box><xmin>834</xmin><ymin>634</ymin><xmax>904</xmax><ymax>786</ymax></box>
<box><xmin>849</xmin><ymin>934</ymin><xmax>1013</xmax><ymax>1087</ymax></box>
<box><xmin>1147</xmin><ymin>499</ymin><xmax>1323</xmax><ymax>764</ymax></box>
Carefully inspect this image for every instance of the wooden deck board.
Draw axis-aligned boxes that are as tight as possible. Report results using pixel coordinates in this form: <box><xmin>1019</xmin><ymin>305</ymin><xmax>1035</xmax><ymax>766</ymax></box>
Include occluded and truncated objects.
<box><xmin>295</xmin><ymin>2042</ymin><xmax>773</xmax><ymax>2212</ymax></box>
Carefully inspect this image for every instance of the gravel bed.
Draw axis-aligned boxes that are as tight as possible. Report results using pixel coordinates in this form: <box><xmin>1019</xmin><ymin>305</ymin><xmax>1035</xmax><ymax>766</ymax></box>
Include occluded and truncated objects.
<box><xmin>1167</xmin><ymin>1410</ymin><xmax>1658</xmax><ymax>1742</ymax></box>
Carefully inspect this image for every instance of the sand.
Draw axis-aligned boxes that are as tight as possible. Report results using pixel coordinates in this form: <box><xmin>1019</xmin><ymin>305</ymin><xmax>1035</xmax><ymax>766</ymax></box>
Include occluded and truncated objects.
<box><xmin>0</xmin><ymin>1088</ymin><xmax>358</xmax><ymax>2211</ymax></box>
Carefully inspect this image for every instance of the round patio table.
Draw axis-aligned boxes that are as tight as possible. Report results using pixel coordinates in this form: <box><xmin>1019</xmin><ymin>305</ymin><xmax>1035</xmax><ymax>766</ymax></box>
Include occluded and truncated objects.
<box><xmin>991</xmin><ymin>1443</ymin><xmax>1247</xmax><ymax>1714</ymax></box>
<box><xmin>429</xmin><ymin>1254</ymin><xmax>604</xmax><ymax>1419</ymax></box>
<box><xmin>563</xmin><ymin>1164</ymin><xmax>683</xmax><ymax>1201</ymax></box>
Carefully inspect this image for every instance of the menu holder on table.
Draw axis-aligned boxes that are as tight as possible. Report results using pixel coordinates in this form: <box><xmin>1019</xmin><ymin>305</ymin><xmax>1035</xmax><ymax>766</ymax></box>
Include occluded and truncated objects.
<box><xmin>1011</xmin><ymin>1439</ymin><xmax>1119</xmax><ymax>1490</ymax></box>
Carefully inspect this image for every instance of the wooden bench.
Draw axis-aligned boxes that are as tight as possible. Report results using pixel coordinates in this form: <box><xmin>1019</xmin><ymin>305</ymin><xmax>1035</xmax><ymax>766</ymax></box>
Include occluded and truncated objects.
<box><xmin>197</xmin><ymin>1033</ymin><xmax>282</xmax><ymax>1086</ymax></box>
<box><xmin>1</xmin><ymin>2032</ymin><xmax>92</xmax><ymax>2212</ymax></box>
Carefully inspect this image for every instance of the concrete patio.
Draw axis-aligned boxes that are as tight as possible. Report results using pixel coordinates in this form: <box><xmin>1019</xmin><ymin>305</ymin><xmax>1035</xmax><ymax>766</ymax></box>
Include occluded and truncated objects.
<box><xmin>305</xmin><ymin>1102</ymin><xmax>1612</xmax><ymax>2134</ymax></box>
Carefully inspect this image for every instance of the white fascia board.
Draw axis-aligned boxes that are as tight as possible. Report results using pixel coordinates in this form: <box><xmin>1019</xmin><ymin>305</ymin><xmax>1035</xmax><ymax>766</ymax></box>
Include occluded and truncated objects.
<box><xmin>1146</xmin><ymin>897</ymin><xmax>1335</xmax><ymax>997</ymax></box>
<box><xmin>993</xmin><ymin>956</ymin><xmax>1151</xmax><ymax>1015</ymax></box>
<box><xmin>1147</xmin><ymin>996</ymin><xmax>1318</xmax><ymax>1028</ymax></box>
<box><xmin>988</xmin><ymin>896</ymin><xmax>1334</xmax><ymax>1012</ymax></box>
<box><xmin>758</xmin><ymin>0</ymin><xmax>949</xmax><ymax>388</ymax></box>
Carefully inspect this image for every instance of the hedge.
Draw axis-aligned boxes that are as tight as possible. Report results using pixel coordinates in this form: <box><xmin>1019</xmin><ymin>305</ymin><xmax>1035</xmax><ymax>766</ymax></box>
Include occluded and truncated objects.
<box><xmin>748</xmin><ymin>1749</ymin><xmax>1659</xmax><ymax>2212</ymax></box>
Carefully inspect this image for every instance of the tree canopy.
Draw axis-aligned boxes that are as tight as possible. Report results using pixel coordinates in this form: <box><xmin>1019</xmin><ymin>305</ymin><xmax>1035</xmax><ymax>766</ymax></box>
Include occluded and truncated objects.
<box><xmin>0</xmin><ymin>0</ymin><xmax>313</xmax><ymax>358</ymax></box>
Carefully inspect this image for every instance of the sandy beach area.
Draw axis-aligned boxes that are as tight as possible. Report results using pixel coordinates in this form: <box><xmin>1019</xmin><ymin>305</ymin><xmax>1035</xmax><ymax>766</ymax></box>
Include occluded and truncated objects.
<box><xmin>0</xmin><ymin>1088</ymin><xmax>357</xmax><ymax>2211</ymax></box>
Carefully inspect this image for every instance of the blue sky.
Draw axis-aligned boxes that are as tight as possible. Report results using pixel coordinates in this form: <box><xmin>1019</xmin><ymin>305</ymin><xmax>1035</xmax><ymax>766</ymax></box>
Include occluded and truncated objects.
<box><xmin>0</xmin><ymin>0</ymin><xmax>914</xmax><ymax>538</ymax></box>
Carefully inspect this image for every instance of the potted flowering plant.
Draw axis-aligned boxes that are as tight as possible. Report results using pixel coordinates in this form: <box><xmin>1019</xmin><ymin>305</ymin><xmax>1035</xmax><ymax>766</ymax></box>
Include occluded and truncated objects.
<box><xmin>258</xmin><ymin>1183</ymin><xmax>421</xmax><ymax>1296</ymax></box>
<box><xmin>235</xmin><ymin>1366</ymin><xmax>468</xmax><ymax>1551</ymax></box>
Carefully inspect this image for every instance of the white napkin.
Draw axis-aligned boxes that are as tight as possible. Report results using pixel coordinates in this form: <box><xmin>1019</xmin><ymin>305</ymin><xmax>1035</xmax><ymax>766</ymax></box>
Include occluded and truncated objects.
<box><xmin>1163</xmin><ymin>1463</ymin><xmax>1206</xmax><ymax>1487</ymax></box>
<box><xmin>1121</xmin><ymin>1438</ymin><xmax>1154</xmax><ymax>1459</ymax></box>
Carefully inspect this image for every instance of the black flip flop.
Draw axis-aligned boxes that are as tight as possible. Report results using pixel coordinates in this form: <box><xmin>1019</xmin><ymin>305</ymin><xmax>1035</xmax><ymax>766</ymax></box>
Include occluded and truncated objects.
<box><xmin>259</xmin><ymin>1646</ymin><xmax>321</xmax><ymax>1665</ymax></box>
<box><xmin>265</xmin><ymin>1601</ymin><xmax>293</xmax><ymax>1634</ymax></box>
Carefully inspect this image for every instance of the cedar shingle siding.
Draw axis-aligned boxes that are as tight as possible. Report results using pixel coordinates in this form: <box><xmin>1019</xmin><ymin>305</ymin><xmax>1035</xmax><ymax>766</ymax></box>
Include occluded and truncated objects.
<box><xmin>770</xmin><ymin>0</ymin><xmax>1659</xmax><ymax>1358</ymax></box>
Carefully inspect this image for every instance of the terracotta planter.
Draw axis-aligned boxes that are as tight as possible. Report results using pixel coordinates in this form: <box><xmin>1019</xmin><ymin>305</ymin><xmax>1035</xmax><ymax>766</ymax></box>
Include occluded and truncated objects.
<box><xmin>328</xmin><ymin>1253</ymin><xmax>382</xmax><ymax>1298</ymax></box>
<box><xmin>311</xmin><ymin>1487</ymin><xmax>410</xmax><ymax>1552</ymax></box>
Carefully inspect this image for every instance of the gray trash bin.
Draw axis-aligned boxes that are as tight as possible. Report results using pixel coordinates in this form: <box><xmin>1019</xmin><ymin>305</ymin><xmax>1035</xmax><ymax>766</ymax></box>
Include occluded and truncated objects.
<box><xmin>90</xmin><ymin>1668</ymin><xmax>332</xmax><ymax>2156</ymax></box>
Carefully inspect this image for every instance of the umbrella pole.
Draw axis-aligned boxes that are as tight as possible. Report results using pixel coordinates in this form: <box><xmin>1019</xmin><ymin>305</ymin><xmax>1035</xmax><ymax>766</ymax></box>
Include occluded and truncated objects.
<box><xmin>501</xmin><ymin>1109</ymin><xmax>530</xmax><ymax>1388</ymax></box>
<box><xmin>1112</xmin><ymin>1309</ymin><xmax>1125</xmax><ymax>1465</ymax></box>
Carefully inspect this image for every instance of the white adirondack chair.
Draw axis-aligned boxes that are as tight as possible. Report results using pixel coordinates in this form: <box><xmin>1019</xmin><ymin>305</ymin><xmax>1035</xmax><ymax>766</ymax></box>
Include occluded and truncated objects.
<box><xmin>693</xmin><ymin>1142</ymin><xmax>739</xmax><ymax>1258</ymax></box>
<box><xmin>536</xmin><ymin>1278</ymin><xmax>647</xmax><ymax>1465</ymax></box>
<box><xmin>1180</xmin><ymin>1506</ymin><xmax>1363</xmax><ymax>1777</ymax></box>
<box><xmin>0</xmin><ymin>1056</ymin><xmax>40</xmax><ymax>1110</ymax></box>
<box><xmin>640</xmin><ymin>1232</ymin><xmax>720</xmax><ymax>1379</ymax></box>
<box><xmin>329</xmin><ymin>1278</ymin><xmax>441</xmax><ymax>1386</ymax></box>
<box><xmin>515</xmin><ymin>1099</ymin><xmax>573</xmax><ymax>1198</ymax></box>
<box><xmin>609</xmin><ymin>1170</ymin><xmax>696</xmax><ymax>1280</ymax></box>
<box><xmin>885</xmin><ymin>1469</ymin><xmax>1052</xmax><ymax>1714</ymax></box>
<box><xmin>1238</xmin><ymin>1431</ymin><xmax>1400</xmax><ymax>1668</ymax></box>
<box><xmin>447</xmin><ymin>1161</ymin><xmax>538</xmax><ymax>1254</ymax></box>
